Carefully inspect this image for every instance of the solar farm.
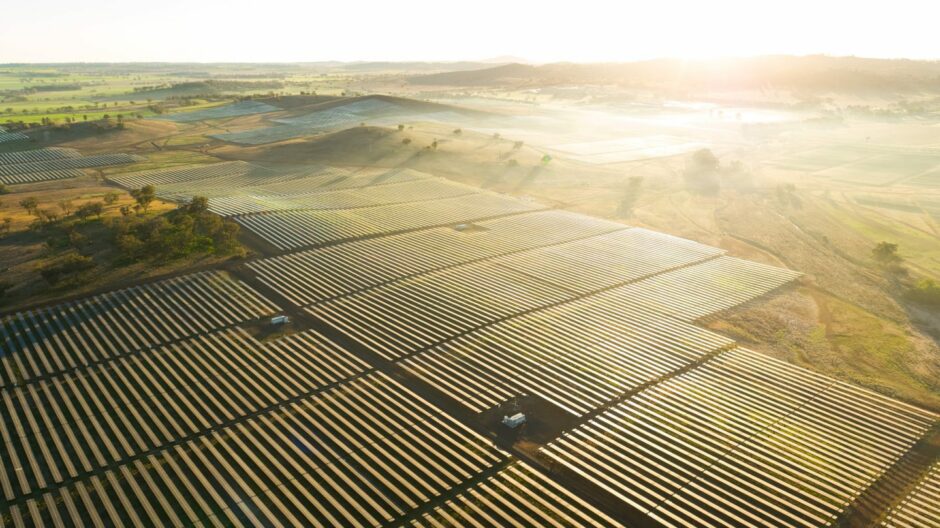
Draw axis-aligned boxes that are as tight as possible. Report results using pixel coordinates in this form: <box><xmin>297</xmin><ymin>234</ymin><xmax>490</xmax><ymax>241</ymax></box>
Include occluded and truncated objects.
<box><xmin>208</xmin><ymin>97</ymin><xmax>472</xmax><ymax>145</ymax></box>
<box><xmin>159</xmin><ymin>101</ymin><xmax>281</xmax><ymax>123</ymax></box>
<box><xmin>0</xmin><ymin>129</ymin><xmax>29</xmax><ymax>145</ymax></box>
<box><xmin>2</xmin><ymin>156</ymin><xmax>938</xmax><ymax>527</ymax></box>
<box><xmin>0</xmin><ymin>144</ymin><xmax>142</xmax><ymax>185</ymax></box>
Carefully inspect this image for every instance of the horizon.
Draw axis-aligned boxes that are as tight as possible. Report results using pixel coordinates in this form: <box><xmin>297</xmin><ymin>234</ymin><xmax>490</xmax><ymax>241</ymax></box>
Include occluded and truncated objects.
<box><xmin>3</xmin><ymin>53</ymin><xmax>940</xmax><ymax>66</ymax></box>
<box><xmin>2</xmin><ymin>0</ymin><xmax>939</xmax><ymax>63</ymax></box>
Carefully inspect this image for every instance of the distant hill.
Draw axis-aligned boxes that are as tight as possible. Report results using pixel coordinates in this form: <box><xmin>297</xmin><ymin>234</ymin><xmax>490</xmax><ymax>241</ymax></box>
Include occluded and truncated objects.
<box><xmin>337</xmin><ymin>61</ymin><xmax>500</xmax><ymax>73</ymax></box>
<box><xmin>410</xmin><ymin>56</ymin><xmax>940</xmax><ymax>94</ymax></box>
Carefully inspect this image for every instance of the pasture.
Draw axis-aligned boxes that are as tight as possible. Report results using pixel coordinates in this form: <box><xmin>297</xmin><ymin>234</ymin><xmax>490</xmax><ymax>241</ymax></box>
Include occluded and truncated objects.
<box><xmin>550</xmin><ymin>135</ymin><xmax>705</xmax><ymax>164</ymax></box>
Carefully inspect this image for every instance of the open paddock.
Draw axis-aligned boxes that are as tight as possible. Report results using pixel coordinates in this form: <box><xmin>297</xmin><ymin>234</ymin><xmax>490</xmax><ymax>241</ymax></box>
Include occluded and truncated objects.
<box><xmin>817</xmin><ymin>152</ymin><xmax>940</xmax><ymax>186</ymax></box>
<box><xmin>550</xmin><ymin>135</ymin><xmax>705</xmax><ymax>164</ymax></box>
<box><xmin>768</xmin><ymin>145</ymin><xmax>878</xmax><ymax>172</ymax></box>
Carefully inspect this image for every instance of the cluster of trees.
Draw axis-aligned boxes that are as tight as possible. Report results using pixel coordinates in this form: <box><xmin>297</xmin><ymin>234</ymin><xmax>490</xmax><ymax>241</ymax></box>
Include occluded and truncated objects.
<box><xmin>110</xmin><ymin>192</ymin><xmax>243</xmax><ymax>263</ymax></box>
<box><xmin>683</xmin><ymin>149</ymin><xmax>722</xmax><ymax>194</ymax></box>
<box><xmin>14</xmin><ymin>187</ymin><xmax>243</xmax><ymax>289</ymax></box>
<box><xmin>775</xmin><ymin>183</ymin><xmax>802</xmax><ymax>208</ymax></box>
<box><xmin>871</xmin><ymin>241</ymin><xmax>940</xmax><ymax>307</ymax></box>
<box><xmin>682</xmin><ymin>149</ymin><xmax>755</xmax><ymax>195</ymax></box>
<box><xmin>617</xmin><ymin>176</ymin><xmax>644</xmax><ymax>217</ymax></box>
<box><xmin>17</xmin><ymin>192</ymin><xmax>120</xmax><ymax>231</ymax></box>
<box><xmin>906</xmin><ymin>279</ymin><xmax>940</xmax><ymax>306</ymax></box>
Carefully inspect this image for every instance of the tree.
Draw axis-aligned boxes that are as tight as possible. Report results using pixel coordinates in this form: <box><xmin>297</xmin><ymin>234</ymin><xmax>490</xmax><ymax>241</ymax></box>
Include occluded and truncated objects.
<box><xmin>103</xmin><ymin>191</ymin><xmax>121</xmax><ymax>205</ymax></box>
<box><xmin>87</xmin><ymin>202</ymin><xmax>104</xmax><ymax>219</ymax></box>
<box><xmin>75</xmin><ymin>202</ymin><xmax>103</xmax><ymax>220</ymax></box>
<box><xmin>872</xmin><ymin>242</ymin><xmax>901</xmax><ymax>265</ymax></box>
<box><xmin>690</xmin><ymin>148</ymin><xmax>720</xmax><ymax>172</ymax></box>
<box><xmin>19</xmin><ymin>197</ymin><xmax>39</xmax><ymax>216</ymax></box>
<box><xmin>683</xmin><ymin>148</ymin><xmax>721</xmax><ymax>194</ymax></box>
<box><xmin>397</xmin><ymin>124</ymin><xmax>405</xmax><ymax>131</ymax></box>
<box><xmin>617</xmin><ymin>176</ymin><xmax>644</xmax><ymax>217</ymax></box>
<box><xmin>187</xmin><ymin>196</ymin><xmax>209</xmax><ymax>214</ymax></box>
<box><xmin>59</xmin><ymin>199</ymin><xmax>74</xmax><ymax>215</ymax></box>
<box><xmin>130</xmin><ymin>185</ymin><xmax>156</xmax><ymax>212</ymax></box>
<box><xmin>1</xmin><ymin>217</ymin><xmax>11</xmax><ymax>236</ymax></box>
<box><xmin>0</xmin><ymin>183</ymin><xmax>7</xmax><ymax>195</ymax></box>
<box><xmin>906</xmin><ymin>279</ymin><xmax>940</xmax><ymax>306</ymax></box>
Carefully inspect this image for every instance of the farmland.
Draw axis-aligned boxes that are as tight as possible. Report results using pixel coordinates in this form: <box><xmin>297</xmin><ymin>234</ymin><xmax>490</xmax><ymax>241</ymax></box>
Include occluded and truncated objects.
<box><xmin>0</xmin><ymin>60</ymin><xmax>938</xmax><ymax>527</ymax></box>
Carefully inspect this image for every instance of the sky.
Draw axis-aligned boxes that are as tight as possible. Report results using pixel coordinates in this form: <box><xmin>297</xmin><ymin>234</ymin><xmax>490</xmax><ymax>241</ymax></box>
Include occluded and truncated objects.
<box><xmin>2</xmin><ymin>0</ymin><xmax>938</xmax><ymax>63</ymax></box>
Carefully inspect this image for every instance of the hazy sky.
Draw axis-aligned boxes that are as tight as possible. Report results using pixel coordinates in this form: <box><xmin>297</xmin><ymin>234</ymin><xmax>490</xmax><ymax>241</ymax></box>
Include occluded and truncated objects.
<box><xmin>2</xmin><ymin>0</ymin><xmax>938</xmax><ymax>63</ymax></box>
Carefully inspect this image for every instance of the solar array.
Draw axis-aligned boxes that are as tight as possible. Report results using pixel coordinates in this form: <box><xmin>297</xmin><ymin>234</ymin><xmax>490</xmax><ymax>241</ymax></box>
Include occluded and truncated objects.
<box><xmin>603</xmin><ymin>256</ymin><xmax>804</xmax><ymax>321</ymax></box>
<box><xmin>405</xmin><ymin>462</ymin><xmax>622</xmax><ymax>527</ymax></box>
<box><xmin>0</xmin><ymin>131</ymin><xmax>29</xmax><ymax>144</ymax></box>
<box><xmin>1</xmin><ymin>145</ymin><xmax>934</xmax><ymax>527</ymax></box>
<box><xmin>201</xmin><ymin>178</ymin><xmax>479</xmax><ymax>217</ymax></box>
<box><xmin>109</xmin><ymin>162</ymin><xmax>453</xmax><ymax>213</ymax></box>
<box><xmin>160</xmin><ymin>101</ymin><xmax>280</xmax><ymax>122</ymax></box>
<box><xmin>248</xmin><ymin>211</ymin><xmax>627</xmax><ymax>305</ymax></box>
<box><xmin>209</xmin><ymin>97</ymin><xmax>466</xmax><ymax>145</ymax></box>
<box><xmin>0</xmin><ymin>148</ymin><xmax>80</xmax><ymax>166</ymax></box>
<box><xmin>0</xmin><ymin>271</ymin><xmax>278</xmax><ymax>388</ymax></box>
<box><xmin>881</xmin><ymin>462</ymin><xmax>940</xmax><ymax>527</ymax></box>
<box><xmin>541</xmin><ymin>348</ymin><xmax>936</xmax><ymax>528</ymax></box>
<box><xmin>237</xmin><ymin>193</ymin><xmax>541</xmax><ymax>250</ymax></box>
<box><xmin>401</xmin><ymin>293</ymin><xmax>734</xmax><ymax>415</ymax></box>
<box><xmin>0</xmin><ymin>153</ymin><xmax>143</xmax><ymax>185</ymax></box>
